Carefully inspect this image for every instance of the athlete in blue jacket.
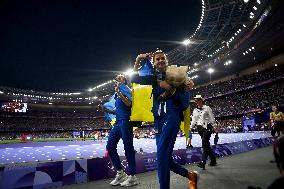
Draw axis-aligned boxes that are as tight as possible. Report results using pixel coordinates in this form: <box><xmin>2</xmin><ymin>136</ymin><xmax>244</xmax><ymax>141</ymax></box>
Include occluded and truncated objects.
<box><xmin>97</xmin><ymin>74</ymin><xmax>138</xmax><ymax>187</ymax></box>
<box><xmin>132</xmin><ymin>50</ymin><xmax>198</xmax><ymax>189</ymax></box>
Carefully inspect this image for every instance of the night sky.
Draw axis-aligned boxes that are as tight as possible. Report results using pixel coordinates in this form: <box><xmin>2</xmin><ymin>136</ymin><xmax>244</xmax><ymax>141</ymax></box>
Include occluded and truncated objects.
<box><xmin>0</xmin><ymin>0</ymin><xmax>200</xmax><ymax>92</ymax></box>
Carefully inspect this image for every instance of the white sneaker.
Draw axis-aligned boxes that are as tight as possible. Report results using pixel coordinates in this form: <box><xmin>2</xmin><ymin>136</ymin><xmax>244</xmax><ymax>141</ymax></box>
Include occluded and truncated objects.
<box><xmin>109</xmin><ymin>171</ymin><xmax>127</xmax><ymax>186</ymax></box>
<box><xmin>120</xmin><ymin>175</ymin><xmax>138</xmax><ymax>187</ymax></box>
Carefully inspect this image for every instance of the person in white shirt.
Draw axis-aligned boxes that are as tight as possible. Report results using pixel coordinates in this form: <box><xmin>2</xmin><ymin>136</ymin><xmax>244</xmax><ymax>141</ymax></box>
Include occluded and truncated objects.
<box><xmin>191</xmin><ymin>95</ymin><xmax>217</xmax><ymax>169</ymax></box>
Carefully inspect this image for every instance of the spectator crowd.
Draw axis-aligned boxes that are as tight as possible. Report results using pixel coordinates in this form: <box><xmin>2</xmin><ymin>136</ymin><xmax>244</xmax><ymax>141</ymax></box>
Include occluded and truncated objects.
<box><xmin>0</xmin><ymin>65</ymin><xmax>283</xmax><ymax>139</ymax></box>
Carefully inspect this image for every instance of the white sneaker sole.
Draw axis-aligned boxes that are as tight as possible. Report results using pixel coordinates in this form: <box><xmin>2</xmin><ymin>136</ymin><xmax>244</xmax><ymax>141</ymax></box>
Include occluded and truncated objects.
<box><xmin>120</xmin><ymin>182</ymin><xmax>138</xmax><ymax>187</ymax></box>
<box><xmin>110</xmin><ymin>177</ymin><xmax>127</xmax><ymax>186</ymax></box>
<box><xmin>110</xmin><ymin>183</ymin><xmax>119</xmax><ymax>186</ymax></box>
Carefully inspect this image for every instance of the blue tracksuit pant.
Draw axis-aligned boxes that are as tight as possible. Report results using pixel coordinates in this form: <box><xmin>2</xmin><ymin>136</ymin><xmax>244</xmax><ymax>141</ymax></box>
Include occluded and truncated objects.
<box><xmin>106</xmin><ymin>119</ymin><xmax>136</xmax><ymax>175</ymax></box>
<box><xmin>155</xmin><ymin>114</ymin><xmax>188</xmax><ymax>189</ymax></box>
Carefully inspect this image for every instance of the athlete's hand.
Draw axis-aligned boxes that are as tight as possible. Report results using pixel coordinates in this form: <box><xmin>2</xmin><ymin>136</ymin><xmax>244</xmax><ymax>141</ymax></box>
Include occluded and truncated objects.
<box><xmin>115</xmin><ymin>86</ymin><xmax>120</xmax><ymax>93</ymax></box>
<box><xmin>136</xmin><ymin>53</ymin><xmax>153</xmax><ymax>62</ymax></box>
<box><xmin>158</xmin><ymin>80</ymin><xmax>172</xmax><ymax>90</ymax></box>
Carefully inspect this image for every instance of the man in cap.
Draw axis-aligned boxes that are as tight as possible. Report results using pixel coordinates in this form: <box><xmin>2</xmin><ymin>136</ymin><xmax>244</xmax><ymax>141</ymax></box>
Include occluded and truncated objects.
<box><xmin>191</xmin><ymin>95</ymin><xmax>217</xmax><ymax>170</ymax></box>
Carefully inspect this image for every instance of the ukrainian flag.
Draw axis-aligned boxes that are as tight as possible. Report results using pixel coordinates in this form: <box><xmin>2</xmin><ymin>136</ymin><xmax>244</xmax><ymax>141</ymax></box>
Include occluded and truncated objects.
<box><xmin>103</xmin><ymin>94</ymin><xmax>116</xmax><ymax>124</ymax></box>
<box><xmin>130</xmin><ymin>59</ymin><xmax>155</xmax><ymax>122</ymax></box>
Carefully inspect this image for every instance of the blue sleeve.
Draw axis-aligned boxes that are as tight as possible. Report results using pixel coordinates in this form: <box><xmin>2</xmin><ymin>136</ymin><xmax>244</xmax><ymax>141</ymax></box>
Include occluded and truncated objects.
<box><xmin>138</xmin><ymin>59</ymin><xmax>154</xmax><ymax>76</ymax></box>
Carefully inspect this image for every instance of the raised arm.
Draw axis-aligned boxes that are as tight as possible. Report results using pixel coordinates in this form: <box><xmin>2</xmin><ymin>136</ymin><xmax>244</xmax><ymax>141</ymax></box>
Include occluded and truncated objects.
<box><xmin>115</xmin><ymin>86</ymin><xmax>131</xmax><ymax>107</ymax></box>
<box><xmin>133</xmin><ymin>53</ymin><xmax>153</xmax><ymax>71</ymax></box>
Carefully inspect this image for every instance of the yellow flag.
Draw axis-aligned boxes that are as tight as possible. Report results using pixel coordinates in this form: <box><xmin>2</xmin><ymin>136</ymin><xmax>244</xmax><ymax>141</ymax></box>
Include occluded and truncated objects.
<box><xmin>130</xmin><ymin>83</ymin><xmax>154</xmax><ymax>122</ymax></box>
<box><xmin>180</xmin><ymin>107</ymin><xmax>191</xmax><ymax>141</ymax></box>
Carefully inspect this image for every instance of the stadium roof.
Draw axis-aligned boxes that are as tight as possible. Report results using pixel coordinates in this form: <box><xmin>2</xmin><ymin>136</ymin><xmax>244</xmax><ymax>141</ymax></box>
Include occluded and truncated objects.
<box><xmin>1</xmin><ymin>0</ymin><xmax>283</xmax><ymax>101</ymax></box>
<box><xmin>167</xmin><ymin>0</ymin><xmax>284</xmax><ymax>84</ymax></box>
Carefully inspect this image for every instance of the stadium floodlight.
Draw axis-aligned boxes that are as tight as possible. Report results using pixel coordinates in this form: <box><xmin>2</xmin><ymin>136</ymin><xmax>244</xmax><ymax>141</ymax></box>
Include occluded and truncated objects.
<box><xmin>183</xmin><ymin>39</ymin><xmax>191</xmax><ymax>46</ymax></box>
<box><xmin>275</xmin><ymin>64</ymin><xmax>278</xmax><ymax>67</ymax></box>
<box><xmin>257</xmin><ymin>0</ymin><xmax>261</xmax><ymax>4</ymax></box>
<box><xmin>253</xmin><ymin>6</ymin><xmax>257</xmax><ymax>11</ymax></box>
<box><xmin>244</xmin><ymin>0</ymin><xmax>249</xmax><ymax>3</ymax></box>
<box><xmin>194</xmin><ymin>63</ymin><xmax>198</xmax><ymax>66</ymax></box>
<box><xmin>243</xmin><ymin>24</ymin><xmax>246</xmax><ymax>28</ymax></box>
<box><xmin>125</xmin><ymin>68</ymin><xmax>135</xmax><ymax>76</ymax></box>
<box><xmin>88</xmin><ymin>88</ymin><xmax>93</xmax><ymax>92</ymax></box>
<box><xmin>224</xmin><ymin>60</ymin><xmax>231</xmax><ymax>66</ymax></box>
<box><xmin>0</xmin><ymin>91</ymin><xmax>3</xmax><ymax>94</ymax></box>
<box><xmin>207</xmin><ymin>68</ymin><xmax>214</xmax><ymax>74</ymax></box>
<box><xmin>252</xmin><ymin>46</ymin><xmax>254</xmax><ymax>49</ymax></box>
